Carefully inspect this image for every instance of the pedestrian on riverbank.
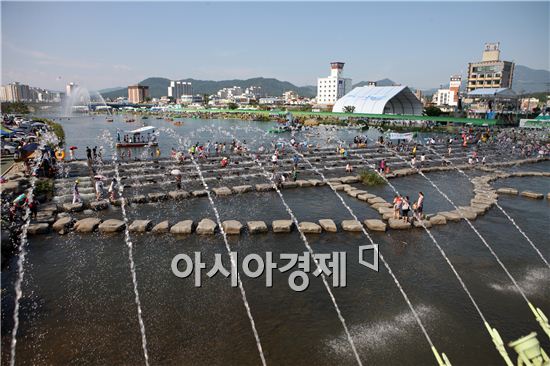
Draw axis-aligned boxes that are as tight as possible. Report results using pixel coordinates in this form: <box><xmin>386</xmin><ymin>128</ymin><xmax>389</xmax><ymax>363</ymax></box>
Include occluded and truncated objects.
<box><xmin>86</xmin><ymin>146</ymin><xmax>92</xmax><ymax>161</ymax></box>
<box><xmin>415</xmin><ymin>192</ymin><xmax>424</xmax><ymax>219</ymax></box>
<box><xmin>95</xmin><ymin>178</ymin><xmax>104</xmax><ymax>201</ymax></box>
<box><xmin>401</xmin><ymin>196</ymin><xmax>410</xmax><ymax>222</ymax></box>
<box><xmin>175</xmin><ymin>173</ymin><xmax>182</xmax><ymax>190</ymax></box>
<box><xmin>109</xmin><ymin>178</ymin><xmax>117</xmax><ymax>201</ymax></box>
<box><xmin>72</xmin><ymin>180</ymin><xmax>81</xmax><ymax>204</ymax></box>
<box><xmin>393</xmin><ymin>194</ymin><xmax>402</xmax><ymax>219</ymax></box>
<box><xmin>28</xmin><ymin>197</ymin><xmax>39</xmax><ymax>220</ymax></box>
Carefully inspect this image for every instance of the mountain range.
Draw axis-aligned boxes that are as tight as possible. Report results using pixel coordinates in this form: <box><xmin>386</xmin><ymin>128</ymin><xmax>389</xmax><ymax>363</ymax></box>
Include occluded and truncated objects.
<box><xmin>99</xmin><ymin>65</ymin><xmax>549</xmax><ymax>99</ymax></box>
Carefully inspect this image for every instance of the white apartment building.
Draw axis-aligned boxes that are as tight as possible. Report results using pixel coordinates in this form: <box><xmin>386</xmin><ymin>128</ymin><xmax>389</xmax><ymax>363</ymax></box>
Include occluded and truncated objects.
<box><xmin>0</xmin><ymin>82</ymin><xmax>32</xmax><ymax>102</ymax></box>
<box><xmin>316</xmin><ymin>62</ymin><xmax>352</xmax><ymax>105</ymax></box>
<box><xmin>216</xmin><ymin>86</ymin><xmax>243</xmax><ymax>100</ymax></box>
<box><xmin>434</xmin><ymin>75</ymin><xmax>461</xmax><ymax>107</ymax></box>
<box><xmin>168</xmin><ymin>80</ymin><xmax>192</xmax><ymax>100</ymax></box>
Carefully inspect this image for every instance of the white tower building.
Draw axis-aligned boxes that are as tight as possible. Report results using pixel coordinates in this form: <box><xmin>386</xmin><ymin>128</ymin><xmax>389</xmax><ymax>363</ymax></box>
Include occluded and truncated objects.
<box><xmin>316</xmin><ymin>62</ymin><xmax>352</xmax><ymax>105</ymax></box>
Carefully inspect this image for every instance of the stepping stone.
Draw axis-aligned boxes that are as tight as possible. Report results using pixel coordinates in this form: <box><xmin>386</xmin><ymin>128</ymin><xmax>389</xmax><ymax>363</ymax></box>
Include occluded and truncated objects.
<box><xmin>74</xmin><ymin>217</ymin><xmax>102</xmax><ymax>233</ymax></box>
<box><xmin>341</xmin><ymin>220</ymin><xmax>363</xmax><ymax>232</ymax></box>
<box><xmin>364</xmin><ymin>219</ymin><xmax>387</xmax><ymax>232</ymax></box>
<box><xmin>309</xmin><ymin>179</ymin><xmax>325</xmax><ymax>186</ymax></box>
<box><xmin>438</xmin><ymin>211</ymin><xmax>462</xmax><ymax>222</ymax></box>
<box><xmin>462</xmin><ymin>205</ymin><xmax>486</xmax><ymax>215</ymax></box>
<box><xmin>377</xmin><ymin>206</ymin><xmax>394</xmax><ymax>215</ymax></box>
<box><xmin>299</xmin><ymin>222</ymin><xmax>322</xmax><ymax>234</ymax></box>
<box><xmin>357</xmin><ymin>193</ymin><xmax>376</xmax><ymax>202</ymax></box>
<box><xmin>296</xmin><ymin>180</ymin><xmax>313</xmax><ymax>187</ymax></box>
<box><xmin>34</xmin><ymin>210</ymin><xmax>56</xmax><ymax>224</ymax></box>
<box><xmin>247</xmin><ymin>221</ymin><xmax>268</xmax><ymax>234</ymax></box>
<box><xmin>222</xmin><ymin>220</ymin><xmax>243</xmax><ymax>235</ymax></box>
<box><xmin>367</xmin><ymin>196</ymin><xmax>386</xmax><ymax>205</ymax></box>
<box><xmin>520</xmin><ymin>191</ymin><xmax>544</xmax><ymax>199</ymax></box>
<box><xmin>347</xmin><ymin>190</ymin><xmax>367</xmax><ymax>198</ymax></box>
<box><xmin>340</xmin><ymin>176</ymin><xmax>360</xmax><ymax>184</ymax></box>
<box><xmin>130</xmin><ymin>195</ymin><xmax>147</xmax><ymax>203</ymax></box>
<box><xmin>90</xmin><ymin>200</ymin><xmax>109</xmax><ymax>211</ymax></box>
<box><xmin>53</xmin><ymin>216</ymin><xmax>74</xmax><ymax>233</ymax></box>
<box><xmin>152</xmin><ymin>220</ymin><xmax>170</xmax><ymax>233</ymax></box>
<box><xmin>330</xmin><ymin>184</ymin><xmax>346</xmax><ymax>191</ymax></box>
<box><xmin>232</xmin><ymin>185</ymin><xmax>253</xmax><ymax>194</ymax></box>
<box><xmin>413</xmin><ymin>220</ymin><xmax>432</xmax><ymax>229</ymax></box>
<box><xmin>456</xmin><ymin>208</ymin><xmax>477</xmax><ymax>220</ymax></box>
<box><xmin>83</xmin><ymin>209</ymin><xmax>94</xmax><ymax>215</ymax></box>
<box><xmin>168</xmin><ymin>190</ymin><xmax>190</xmax><ymax>200</ymax></box>
<box><xmin>170</xmin><ymin>220</ymin><xmax>194</xmax><ymax>234</ymax></box>
<box><xmin>191</xmin><ymin>190</ymin><xmax>208</xmax><ymax>197</ymax></box>
<box><xmin>371</xmin><ymin>202</ymin><xmax>392</xmax><ymax>210</ymax></box>
<box><xmin>281</xmin><ymin>181</ymin><xmax>298</xmax><ymax>189</ymax></box>
<box><xmin>27</xmin><ymin>223</ymin><xmax>50</xmax><ymax>235</ymax></box>
<box><xmin>148</xmin><ymin>193</ymin><xmax>168</xmax><ymax>202</ymax></box>
<box><xmin>63</xmin><ymin>202</ymin><xmax>84</xmax><ymax>213</ymax></box>
<box><xmin>272</xmin><ymin>220</ymin><xmax>293</xmax><ymax>233</ymax></box>
<box><xmin>388</xmin><ymin>218</ymin><xmax>411</xmax><ymax>230</ymax></box>
<box><xmin>255</xmin><ymin>183</ymin><xmax>274</xmax><ymax>192</ymax></box>
<box><xmin>318</xmin><ymin>219</ymin><xmax>337</xmax><ymax>233</ymax></box>
<box><xmin>99</xmin><ymin>219</ymin><xmax>126</xmax><ymax>233</ymax></box>
<box><xmin>213</xmin><ymin>187</ymin><xmax>232</xmax><ymax>196</ymax></box>
<box><xmin>129</xmin><ymin>220</ymin><xmax>153</xmax><ymax>233</ymax></box>
<box><xmin>196</xmin><ymin>218</ymin><xmax>217</xmax><ymax>235</ymax></box>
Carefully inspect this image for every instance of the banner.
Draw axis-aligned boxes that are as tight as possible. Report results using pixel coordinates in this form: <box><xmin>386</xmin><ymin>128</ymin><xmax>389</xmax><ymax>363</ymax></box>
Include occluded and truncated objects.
<box><xmin>389</xmin><ymin>132</ymin><xmax>414</xmax><ymax>141</ymax></box>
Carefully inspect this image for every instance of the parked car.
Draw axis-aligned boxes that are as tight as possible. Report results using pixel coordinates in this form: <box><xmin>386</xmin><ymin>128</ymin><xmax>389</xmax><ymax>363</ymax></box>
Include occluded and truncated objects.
<box><xmin>1</xmin><ymin>141</ymin><xmax>17</xmax><ymax>155</ymax></box>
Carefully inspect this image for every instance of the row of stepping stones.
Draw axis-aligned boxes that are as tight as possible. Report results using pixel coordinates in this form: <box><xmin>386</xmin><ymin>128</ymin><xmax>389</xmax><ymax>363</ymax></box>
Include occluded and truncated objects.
<box><xmin>28</xmin><ymin>217</ymin><xmax>391</xmax><ymax>235</ymax></box>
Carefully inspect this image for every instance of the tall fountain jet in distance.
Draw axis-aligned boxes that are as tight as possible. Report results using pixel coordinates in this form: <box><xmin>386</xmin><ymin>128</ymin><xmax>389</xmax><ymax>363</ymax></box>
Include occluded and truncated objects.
<box><xmin>62</xmin><ymin>83</ymin><xmax>111</xmax><ymax>117</ymax></box>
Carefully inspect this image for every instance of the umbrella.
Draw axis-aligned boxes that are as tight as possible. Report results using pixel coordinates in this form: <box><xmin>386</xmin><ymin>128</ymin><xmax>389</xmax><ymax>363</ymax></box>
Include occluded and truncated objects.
<box><xmin>69</xmin><ymin>146</ymin><xmax>78</xmax><ymax>150</ymax></box>
<box><xmin>13</xmin><ymin>193</ymin><xmax>26</xmax><ymax>203</ymax></box>
<box><xmin>94</xmin><ymin>175</ymin><xmax>107</xmax><ymax>180</ymax></box>
<box><xmin>171</xmin><ymin>169</ymin><xmax>182</xmax><ymax>175</ymax></box>
<box><xmin>21</xmin><ymin>143</ymin><xmax>39</xmax><ymax>152</ymax></box>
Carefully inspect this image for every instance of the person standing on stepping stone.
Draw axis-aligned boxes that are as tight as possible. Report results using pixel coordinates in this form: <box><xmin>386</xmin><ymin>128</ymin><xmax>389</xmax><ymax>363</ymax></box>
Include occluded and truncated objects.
<box><xmin>73</xmin><ymin>180</ymin><xmax>81</xmax><ymax>204</ymax></box>
<box><xmin>86</xmin><ymin>147</ymin><xmax>92</xmax><ymax>161</ymax></box>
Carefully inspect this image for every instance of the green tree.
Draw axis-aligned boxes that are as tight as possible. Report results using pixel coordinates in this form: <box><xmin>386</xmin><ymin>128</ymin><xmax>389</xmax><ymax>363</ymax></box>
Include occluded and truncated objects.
<box><xmin>227</xmin><ymin>102</ymin><xmax>239</xmax><ymax>110</ymax></box>
<box><xmin>1</xmin><ymin>102</ymin><xmax>30</xmax><ymax>114</ymax></box>
<box><xmin>343</xmin><ymin>105</ymin><xmax>356</xmax><ymax>113</ymax></box>
<box><xmin>424</xmin><ymin>106</ymin><xmax>442</xmax><ymax>116</ymax></box>
<box><xmin>202</xmin><ymin>94</ymin><xmax>210</xmax><ymax>108</ymax></box>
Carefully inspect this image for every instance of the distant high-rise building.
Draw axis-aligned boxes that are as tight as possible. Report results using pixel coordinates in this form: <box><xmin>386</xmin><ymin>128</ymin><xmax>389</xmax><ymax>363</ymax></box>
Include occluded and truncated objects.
<box><xmin>66</xmin><ymin>82</ymin><xmax>77</xmax><ymax>96</ymax></box>
<box><xmin>0</xmin><ymin>82</ymin><xmax>31</xmax><ymax>102</ymax></box>
<box><xmin>168</xmin><ymin>80</ymin><xmax>192</xmax><ymax>100</ymax></box>
<box><xmin>128</xmin><ymin>85</ymin><xmax>150</xmax><ymax>103</ymax></box>
<box><xmin>467</xmin><ymin>43</ymin><xmax>514</xmax><ymax>92</ymax></box>
<box><xmin>316</xmin><ymin>62</ymin><xmax>352</xmax><ymax>105</ymax></box>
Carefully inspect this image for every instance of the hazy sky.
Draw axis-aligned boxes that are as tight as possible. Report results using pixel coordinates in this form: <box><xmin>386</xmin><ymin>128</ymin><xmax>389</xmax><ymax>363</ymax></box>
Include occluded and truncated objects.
<box><xmin>2</xmin><ymin>1</ymin><xmax>549</xmax><ymax>91</ymax></box>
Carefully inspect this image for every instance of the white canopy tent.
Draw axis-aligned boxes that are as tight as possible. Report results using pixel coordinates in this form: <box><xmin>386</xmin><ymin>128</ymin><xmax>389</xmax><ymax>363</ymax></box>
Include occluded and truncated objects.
<box><xmin>332</xmin><ymin>85</ymin><xmax>423</xmax><ymax>115</ymax></box>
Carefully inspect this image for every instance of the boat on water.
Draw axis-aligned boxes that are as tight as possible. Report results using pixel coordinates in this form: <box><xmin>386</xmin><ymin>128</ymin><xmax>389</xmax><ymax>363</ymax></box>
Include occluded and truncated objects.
<box><xmin>173</xmin><ymin>121</ymin><xmax>184</xmax><ymax>126</ymax></box>
<box><xmin>106</xmin><ymin>117</ymin><xmax>114</xmax><ymax>122</ymax></box>
<box><xmin>142</xmin><ymin>116</ymin><xmax>149</xmax><ymax>119</ymax></box>
<box><xmin>164</xmin><ymin>117</ymin><xmax>174</xmax><ymax>122</ymax></box>
<box><xmin>125</xmin><ymin>118</ymin><xmax>136</xmax><ymax>123</ymax></box>
<box><xmin>115</xmin><ymin>126</ymin><xmax>158</xmax><ymax>148</ymax></box>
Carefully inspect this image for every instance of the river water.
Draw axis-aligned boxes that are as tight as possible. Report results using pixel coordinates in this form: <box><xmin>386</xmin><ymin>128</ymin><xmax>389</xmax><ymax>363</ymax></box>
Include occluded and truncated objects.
<box><xmin>1</xmin><ymin>115</ymin><xmax>549</xmax><ymax>365</ymax></box>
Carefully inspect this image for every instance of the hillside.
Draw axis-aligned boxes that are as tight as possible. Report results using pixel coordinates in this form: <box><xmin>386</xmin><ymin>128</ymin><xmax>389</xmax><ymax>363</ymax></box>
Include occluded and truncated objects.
<box><xmin>512</xmin><ymin>65</ymin><xmax>550</xmax><ymax>93</ymax></box>
<box><xmin>101</xmin><ymin>77</ymin><xmax>317</xmax><ymax>99</ymax></box>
